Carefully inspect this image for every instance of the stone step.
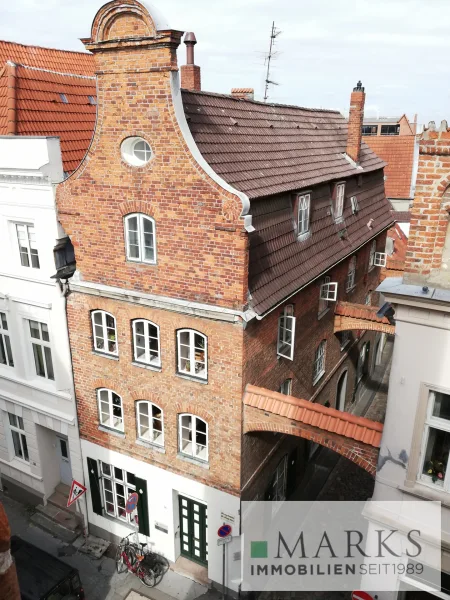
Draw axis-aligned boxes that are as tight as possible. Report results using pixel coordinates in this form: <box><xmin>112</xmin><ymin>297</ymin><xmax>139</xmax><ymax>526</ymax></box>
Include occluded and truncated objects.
<box><xmin>31</xmin><ymin>503</ymin><xmax>80</xmax><ymax>543</ymax></box>
<box><xmin>55</xmin><ymin>482</ymin><xmax>71</xmax><ymax>496</ymax></box>
<box><xmin>47</xmin><ymin>491</ymin><xmax>83</xmax><ymax>525</ymax></box>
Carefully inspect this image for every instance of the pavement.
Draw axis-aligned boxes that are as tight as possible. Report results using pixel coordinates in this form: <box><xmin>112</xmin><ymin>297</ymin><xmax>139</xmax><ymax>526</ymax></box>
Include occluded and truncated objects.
<box><xmin>1</xmin><ymin>492</ymin><xmax>209</xmax><ymax>600</ymax></box>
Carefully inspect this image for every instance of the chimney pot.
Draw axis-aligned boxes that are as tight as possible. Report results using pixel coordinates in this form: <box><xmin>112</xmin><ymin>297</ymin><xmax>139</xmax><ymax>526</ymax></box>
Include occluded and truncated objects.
<box><xmin>346</xmin><ymin>80</ymin><xmax>366</xmax><ymax>164</ymax></box>
<box><xmin>181</xmin><ymin>32</ymin><xmax>201</xmax><ymax>91</ymax></box>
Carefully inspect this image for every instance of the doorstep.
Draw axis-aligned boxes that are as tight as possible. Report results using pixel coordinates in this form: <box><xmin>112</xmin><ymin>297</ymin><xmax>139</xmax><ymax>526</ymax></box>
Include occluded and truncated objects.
<box><xmin>171</xmin><ymin>556</ymin><xmax>210</xmax><ymax>587</ymax></box>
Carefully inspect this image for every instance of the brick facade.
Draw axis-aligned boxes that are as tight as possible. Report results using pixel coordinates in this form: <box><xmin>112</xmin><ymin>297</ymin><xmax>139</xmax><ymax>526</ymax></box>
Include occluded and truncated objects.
<box><xmin>346</xmin><ymin>83</ymin><xmax>365</xmax><ymax>163</ymax></box>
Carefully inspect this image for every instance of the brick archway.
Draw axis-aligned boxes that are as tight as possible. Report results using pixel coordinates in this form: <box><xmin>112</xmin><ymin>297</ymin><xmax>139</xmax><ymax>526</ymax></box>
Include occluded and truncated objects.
<box><xmin>243</xmin><ymin>385</ymin><xmax>383</xmax><ymax>476</ymax></box>
<box><xmin>334</xmin><ymin>301</ymin><xmax>395</xmax><ymax>335</ymax></box>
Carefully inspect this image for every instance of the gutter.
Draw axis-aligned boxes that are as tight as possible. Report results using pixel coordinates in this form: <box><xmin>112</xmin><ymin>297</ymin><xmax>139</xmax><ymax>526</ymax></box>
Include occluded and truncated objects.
<box><xmin>6</xmin><ymin>62</ymin><xmax>17</xmax><ymax>136</ymax></box>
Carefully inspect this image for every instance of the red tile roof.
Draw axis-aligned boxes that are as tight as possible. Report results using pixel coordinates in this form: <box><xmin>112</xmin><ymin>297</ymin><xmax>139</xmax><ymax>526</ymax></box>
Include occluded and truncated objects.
<box><xmin>0</xmin><ymin>63</ymin><xmax>96</xmax><ymax>173</ymax></box>
<box><xmin>243</xmin><ymin>384</ymin><xmax>383</xmax><ymax>447</ymax></box>
<box><xmin>335</xmin><ymin>301</ymin><xmax>391</xmax><ymax>325</ymax></box>
<box><xmin>0</xmin><ymin>40</ymin><xmax>94</xmax><ymax>76</ymax></box>
<box><xmin>182</xmin><ymin>89</ymin><xmax>385</xmax><ymax>199</ymax></box>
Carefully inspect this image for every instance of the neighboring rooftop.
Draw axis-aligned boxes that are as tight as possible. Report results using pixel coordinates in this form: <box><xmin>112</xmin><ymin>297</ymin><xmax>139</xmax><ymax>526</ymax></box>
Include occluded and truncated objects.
<box><xmin>363</xmin><ymin>116</ymin><xmax>403</xmax><ymax>124</ymax></box>
<box><xmin>0</xmin><ymin>40</ymin><xmax>94</xmax><ymax>75</ymax></box>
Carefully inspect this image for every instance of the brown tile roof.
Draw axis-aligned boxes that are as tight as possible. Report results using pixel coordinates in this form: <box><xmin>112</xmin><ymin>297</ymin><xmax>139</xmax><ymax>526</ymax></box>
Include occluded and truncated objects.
<box><xmin>243</xmin><ymin>384</ymin><xmax>383</xmax><ymax>447</ymax></box>
<box><xmin>391</xmin><ymin>210</ymin><xmax>411</xmax><ymax>223</ymax></box>
<box><xmin>363</xmin><ymin>135</ymin><xmax>415</xmax><ymax>199</ymax></box>
<box><xmin>181</xmin><ymin>89</ymin><xmax>385</xmax><ymax>199</ymax></box>
<box><xmin>0</xmin><ymin>63</ymin><xmax>96</xmax><ymax>173</ymax></box>
<box><xmin>0</xmin><ymin>40</ymin><xmax>94</xmax><ymax>76</ymax></box>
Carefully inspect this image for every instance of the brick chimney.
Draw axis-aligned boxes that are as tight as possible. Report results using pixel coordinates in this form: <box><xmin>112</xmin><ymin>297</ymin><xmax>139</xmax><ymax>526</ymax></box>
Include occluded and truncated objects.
<box><xmin>346</xmin><ymin>81</ymin><xmax>365</xmax><ymax>164</ymax></box>
<box><xmin>180</xmin><ymin>32</ymin><xmax>201</xmax><ymax>91</ymax></box>
<box><xmin>231</xmin><ymin>88</ymin><xmax>254</xmax><ymax>100</ymax></box>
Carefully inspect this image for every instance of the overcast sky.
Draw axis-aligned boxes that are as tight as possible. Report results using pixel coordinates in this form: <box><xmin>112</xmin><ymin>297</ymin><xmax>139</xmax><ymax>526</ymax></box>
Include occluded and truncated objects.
<box><xmin>2</xmin><ymin>0</ymin><xmax>450</xmax><ymax>124</ymax></box>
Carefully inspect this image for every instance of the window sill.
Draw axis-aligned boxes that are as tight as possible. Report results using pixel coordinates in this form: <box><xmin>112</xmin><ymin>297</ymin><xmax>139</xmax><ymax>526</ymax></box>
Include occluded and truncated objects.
<box><xmin>132</xmin><ymin>361</ymin><xmax>162</xmax><ymax>373</ymax></box>
<box><xmin>126</xmin><ymin>258</ymin><xmax>157</xmax><ymax>267</ymax></box>
<box><xmin>92</xmin><ymin>351</ymin><xmax>119</xmax><ymax>361</ymax></box>
<box><xmin>177</xmin><ymin>453</ymin><xmax>209</xmax><ymax>469</ymax></box>
<box><xmin>176</xmin><ymin>372</ymin><xmax>208</xmax><ymax>385</ymax></box>
<box><xmin>101</xmin><ymin>511</ymin><xmax>136</xmax><ymax>531</ymax></box>
<box><xmin>98</xmin><ymin>425</ymin><xmax>125</xmax><ymax>438</ymax></box>
<box><xmin>136</xmin><ymin>438</ymin><xmax>165</xmax><ymax>453</ymax></box>
<box><xmin>317</xmin><ymin>308</ymin><xmax>330</xmax><ymax>321</ymax></box>
<box><xmin>313</xmin><ymin>370</ymin><xmax>325</xmax><ymax>386</ymax></box>
<box><xmin>297</xmin><ymin>230</ymin><xmax>311</xmax><ymax>243</ymax></box>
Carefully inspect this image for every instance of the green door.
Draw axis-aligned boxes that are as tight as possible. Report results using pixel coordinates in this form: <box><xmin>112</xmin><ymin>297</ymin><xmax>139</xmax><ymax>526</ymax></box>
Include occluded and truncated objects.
<box><xmin>179</xmin><ymin>496</ymin><xmax>208</xmax><ymax>565</ymax></box>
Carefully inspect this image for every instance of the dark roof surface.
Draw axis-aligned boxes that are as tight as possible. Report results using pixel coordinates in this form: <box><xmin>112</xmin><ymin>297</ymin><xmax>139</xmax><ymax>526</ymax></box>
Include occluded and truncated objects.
<box><xmin>182</xmin><ymin>89</ymin><xmax>385</xmax><ymax>199</ymax></box>
<box><xmin>391</xmin><ymin>210</ymin><xmax>411</xmax><ymax>223</ymax></box>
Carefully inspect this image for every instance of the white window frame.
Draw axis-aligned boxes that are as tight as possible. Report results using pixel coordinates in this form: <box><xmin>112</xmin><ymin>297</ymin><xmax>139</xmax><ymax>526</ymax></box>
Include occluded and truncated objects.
<box><xmin>334</xmin><ymin>183</ymin><xmax>345</xmax><ymax>220</ymax></box>
<box><xmin>374</xmin><ymin>252</ymin><xmax>387</xmax><ymax>267</ymax></box>
<box><xmin>8</xmin><ymin>413</ymin><xmax>29</xmax><ymax>463</ymax></box>
<box><xmin>91</xmin><ymin>310</ymin><xmax>118</xmax><ymax>356</ymax></box>
<box><xmin>124</xmin><ymin>213</ymin><xmax>157</xmax><ymax>265</ymax></box>
<box><xmin>368</xmin><ymin>240</ymin><xmax>376</xmax><ymax>271</ymax></box>
<box><xmin>15</xmin><ymin>223</ymin><xmax>40</xmax><ymax>269</ymax></box>
<box><xmin>177</xmin><ymin>329</ymin><xmax>208</xmax><ymax>380</ymax></box>
<box><xmin>320</xmin><ymin>278</ymin><xmax>338</xmax><ymax>303</ymax></box>
<box><xmin>313</xmin><ymin>340</ymin><xmax>326</xmax><ymax>384</ymax></box>
<box><xmin>418</xmin><ymin>390</ymin><xmax>450</xmax><ymax>492</ymax></box>
<box><xmin>346</xmin><ymin>255</ymin><xmax>357</xmax><ymax>292</ymax></box>
<box><xmin>279</xmin><ymin>379</ymin><xmax>292</xmax><ymax>396</ymax></box>
<box><xmin>28</xmin><ymin>320</ymin><xmax>54</xmax><ymax>380</ymax></box>
<box><xmin>297</xmin><ymin>193</ymin><xmax>311</xmax><ymax>236</ymax></box>
<box><xmin>136</xmin><ymin>401</ymin><xmax>164</xmax><ymax>447</ymax></box>
<box><xmin>100</xmin><ymin>461</ymin><xmax>136</xmax><ymax>523</ymax></box>
<box><xmin>0</xmin><ymin>312</ymin><xmax>14</xmax><ymax>367</ymax></box>
<box><xmin>179</xmin><ymin>414</ymin><xmax>208</xmax><ymax>462</ymax></box>
<box><xmin>350</xmin><ymin>196</ymin><xmax>359</xmax><ymax>214</ymax></box>
<box><xmin>277</xmin><ymin>305</ymin><xmax>296</xmax><ymax>360</ymax></box>
<box><xmin>97</xmin><ymin>388</ymin><xmax>124</xmax><ymax>432</ymax></box>
<box><xmin>132</xmin><ymin>320</ymin><xmax>160</xmax><ymax>367</ymax></box>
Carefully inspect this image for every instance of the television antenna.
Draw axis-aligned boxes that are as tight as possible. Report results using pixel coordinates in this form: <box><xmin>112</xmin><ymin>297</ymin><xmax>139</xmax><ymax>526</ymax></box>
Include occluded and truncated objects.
<box><xmin>264</xmin><ymin>21</ymin><xmax>282</xmax><ymax>102</ymax></box>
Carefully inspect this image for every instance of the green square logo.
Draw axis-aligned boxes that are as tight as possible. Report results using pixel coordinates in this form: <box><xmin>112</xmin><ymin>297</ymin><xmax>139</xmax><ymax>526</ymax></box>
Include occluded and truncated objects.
<box><xmin>251</xmin><ymin>541</ymin><xmax>268</xmax><ymax>559</ymax></box>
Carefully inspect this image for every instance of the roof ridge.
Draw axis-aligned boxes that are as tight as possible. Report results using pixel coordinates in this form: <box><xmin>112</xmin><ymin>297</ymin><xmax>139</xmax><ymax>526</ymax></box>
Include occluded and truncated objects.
<box><xmin>0</xmin><ymin>39</ymin><xmax>92</xmax><ymax>57</ymax></box>
<box><xmin>182</xmin><ymin>88</ymin><xmax>342</xmax><ymax>115</ymax></box>
<box><xmin>8</xmin><ymin>62</ymin><xmax>96</xmax><ymax>80</ymax></box>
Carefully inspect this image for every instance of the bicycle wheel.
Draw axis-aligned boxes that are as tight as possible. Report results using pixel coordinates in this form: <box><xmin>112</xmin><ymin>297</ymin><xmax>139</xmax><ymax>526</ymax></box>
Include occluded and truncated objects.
<box><xmin>138</xmin><ymin>564</ymin><xmax>156</xmax><ymax>587</ymax></box>
<box><xmin>115</xmin><ymin>545</ymin><xmax>127</xmax><ymax>574</ymax></box>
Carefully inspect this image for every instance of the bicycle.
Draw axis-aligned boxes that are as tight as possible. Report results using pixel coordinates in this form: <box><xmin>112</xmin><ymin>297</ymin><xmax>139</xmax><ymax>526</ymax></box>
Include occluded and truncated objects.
<box><xmin>115</xmin><ymin>534</ymin><xmax>155</xmax><ymax>587</ymax></box>
<box><xmin>115</xmin><ymin>533</ymin><xmax>169</xmax><ymax>587</ymax></box>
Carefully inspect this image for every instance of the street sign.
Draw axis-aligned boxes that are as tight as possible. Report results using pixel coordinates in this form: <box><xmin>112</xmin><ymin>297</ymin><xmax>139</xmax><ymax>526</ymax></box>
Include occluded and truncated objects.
<box><xmin>67</xmin><ymin>480</ymin><xmax>87</xmax><ymax>508</ymax></box>
<box><xmin>218</xmin><ymin>524</ymin><xmax>232</xmax><ymax>538</ymax></box>
<box><xmin>126</xmin><ymin>492</ymin><xmax>139</xmax><ymax>514</ymax></box>
<box><xmin>352</xmin><ymin>592</ymin><xmax>373</xmax><ymax>600</ymax></box>
<box><xmin>217</xmin><ymin>536</ymin><xmax>233</xmax><ymax>546</ymax></box>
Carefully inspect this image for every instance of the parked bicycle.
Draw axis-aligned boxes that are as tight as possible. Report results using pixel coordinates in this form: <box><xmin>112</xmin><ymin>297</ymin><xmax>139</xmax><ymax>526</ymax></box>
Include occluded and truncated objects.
<box><xmin>115</xmin><ymin>533</ymin><xmax>169</xmax><ymax>587</ymax></box>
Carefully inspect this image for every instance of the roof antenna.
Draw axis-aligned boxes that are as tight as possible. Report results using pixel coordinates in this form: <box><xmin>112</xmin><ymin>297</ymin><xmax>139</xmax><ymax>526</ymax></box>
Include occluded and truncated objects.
<box><xmin>263</xmin><ymin>21</ymin><xmax>281</xmax><ymax>102</ymax></box>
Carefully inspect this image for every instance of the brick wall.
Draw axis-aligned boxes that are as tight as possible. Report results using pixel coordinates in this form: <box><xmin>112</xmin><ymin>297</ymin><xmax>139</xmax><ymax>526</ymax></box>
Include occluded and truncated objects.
<box><xmin>347</xmin><ymin>85</ymin><xmax>365</xmax><ymax>163</ymax></box>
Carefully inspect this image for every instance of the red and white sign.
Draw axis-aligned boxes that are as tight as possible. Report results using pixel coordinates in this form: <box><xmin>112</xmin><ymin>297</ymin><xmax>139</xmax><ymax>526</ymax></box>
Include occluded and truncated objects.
<box><xmin>217</xmin><ymin>524</ymin><xmax>232</xmax><ymax>538</ymax></box>
<box><xmin>67</xmin><ymin>479</ymin><xmax>87</xmax><ymax>508</ymax></box>
<box><xmin>126</xmin><ymin>492</ymin><xmax>139</xmax><ymax>514</ymax></box>
<box><xmin>352</xmin><ymin>592</ymin><xmax>373</xmax><ymax>600</ymax></box>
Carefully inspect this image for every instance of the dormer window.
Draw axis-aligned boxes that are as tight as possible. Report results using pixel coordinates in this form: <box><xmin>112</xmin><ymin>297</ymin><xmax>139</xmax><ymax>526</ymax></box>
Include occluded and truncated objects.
<box><xmin>297</xmin><ymin>193</ymin><xmax>311</xmax><ymax>237</ymax></box>
<box><xmin>333</xmin><ymin>183</ymin><xmax>345</xmax><ymax>220</ymax></box>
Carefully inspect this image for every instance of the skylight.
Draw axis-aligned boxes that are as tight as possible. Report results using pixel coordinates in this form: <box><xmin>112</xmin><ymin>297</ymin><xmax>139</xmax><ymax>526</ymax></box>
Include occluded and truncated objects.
<box><xmin>59</xmin><ymin>93</ymin><xmax>68</xmax><ymax>104</ymax></box>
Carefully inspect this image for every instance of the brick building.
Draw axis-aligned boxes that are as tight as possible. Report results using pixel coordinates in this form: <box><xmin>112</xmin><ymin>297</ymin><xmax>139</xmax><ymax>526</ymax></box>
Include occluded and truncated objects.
<box><xmin>51</xmin><ymin>0</ymin><xmax>393</xmax><ymax>592</ymax></box>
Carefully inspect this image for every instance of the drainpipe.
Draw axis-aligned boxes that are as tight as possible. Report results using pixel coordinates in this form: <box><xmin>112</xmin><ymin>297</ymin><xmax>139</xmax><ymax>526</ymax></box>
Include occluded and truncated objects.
<box><xmin>6</xmin><ymin>62</ymin><xmax>17</xmax><ymax>136</ymax></box>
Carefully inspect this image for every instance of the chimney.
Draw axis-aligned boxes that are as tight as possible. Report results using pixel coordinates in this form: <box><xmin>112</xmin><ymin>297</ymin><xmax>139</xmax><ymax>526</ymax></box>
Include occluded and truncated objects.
<box><xmin>346</xmin><ymin>80</ymin><xmax>365</xmax><ymax>164</ymax></box>
<box><xmin>180</xmin><ymin>32</ymin><xmax>201</xmax><ymax>91</ymax></box>
<box><xmin>231</xmin><ymin>88</ymin><xmax>254</xmax><ymax>100</ymax></box>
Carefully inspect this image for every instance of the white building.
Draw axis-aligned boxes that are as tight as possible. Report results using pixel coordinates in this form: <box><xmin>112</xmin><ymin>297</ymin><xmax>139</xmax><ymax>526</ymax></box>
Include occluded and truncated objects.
<box><xmin>0</xmin><ymin>136</ymin><xmax>85</xmax><ymax>534</ymax></box>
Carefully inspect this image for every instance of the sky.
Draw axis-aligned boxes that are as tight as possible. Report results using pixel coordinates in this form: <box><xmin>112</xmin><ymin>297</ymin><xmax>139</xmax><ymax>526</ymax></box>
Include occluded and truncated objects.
<box><xmin>2</xmin><ymin>0</ymin><xmax>450</xmax><ymax>125</ymax></box>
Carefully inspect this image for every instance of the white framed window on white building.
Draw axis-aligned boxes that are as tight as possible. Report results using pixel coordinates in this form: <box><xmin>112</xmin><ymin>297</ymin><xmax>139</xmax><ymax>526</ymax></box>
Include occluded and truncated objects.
<box><xmin>313</xmin><ymin>340</ymin><xmax>326</xmax><ymax>384</ymax></box>
<box><xmin>124</xmin><ymin>213</ymin><xmax>156</xmax><ymax>264</ymax></box>
<box><xmin>277</xmin><ymin>305</ymin><xmax>296</xmax><ymax>360</ymax></box>
<box><xmin>16</xmin><ymin>223</ymin><xmax>40</xmax><ymax>269</ymax></box>
<box><xmin>100</xmin><ymin>462</ymin><xmax>136</xmax><ymax>522</ymax></box>
<box><xmin>136</xmin><ymin>401</ymin><xmax>164</xmax><ymax>446</ymax></box>
<box><xmin>132</xmin><ymin>320</ymin><xmax>160</xmax><ymax>367</ymax></box>
<box><xmin>91</xmin><ymin>311</ymin><xmax>118</xmax><ymax>356</ymax></box>
<box><xmin>346</xmin><ymin>255</ymin><xmax>357</xmax><ymax>291</ymax></box>
<box><xmin>368</xmin><ymin>240</ymin><xmax>376</xmax><ymax>271</ymax></box>
<box><xmin>177</xmin><ymin>329</ymin><xmax>207</xmax><ymax>380</ymax></box>
<box><xmin>97</xmin><ymin>388</ymin><xmax>124</xmax><ymax>432</ymax></box>
<box><xmin>8</xmin><ymin>413</ymin><xmax>29</xmax><ymax>462</ymax></box>
<box><xmin>333</xmin><ymin>182</ymin><xmax>345</xmax><ymax>220</ymax></box>
<box><xmin>279</xmin><ymin>379</ymin><xmax>292</xmax><ymax>396</ymax></box>
<box><xmin>179</xmin><ymin>414</ymin><xmax>208</xmax><ymax>462</ymax></box>
<box><xmin>29</xmin><ymin>320</ymin><xmax>54</xmax><ymax>380</ymax></box>
<box><xmin>0</xmin><ymin>312</ymin><xmax>14</xmax><ymax>367</ymax></box>
<box><xmin>419</xmin><ymin>390</ymin><xmax>450</xmax><ymax>490</ymax></box>
<box><xmin>297</xmin><ymin>193</ymin><xmax>311</xmax><ymax>236</ymax></box>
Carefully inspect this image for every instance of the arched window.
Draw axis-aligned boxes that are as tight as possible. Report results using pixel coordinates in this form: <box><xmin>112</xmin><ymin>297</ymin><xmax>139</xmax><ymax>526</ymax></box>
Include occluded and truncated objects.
<box><xmin>91</xmin><ymin>310</ymin><xmax>118</xmax><ymax>355</ymax></box>
<box><xmin>346</xmin><ymin>255</ymin><xmax>357</xmax><ymax>291</ymax></box>
<box><xmin>136</xmin><ymin>401</ymin><xmax>164</xmax><ymax>446</ymax></box>
<box><xmin>313</xmin><ymin>340</ymin><xmax>326</xmax><ymax>384</ymax></box>
<box><xmin>124</xmin><ymin>213</ymin><xmax>156</xmax><ymax>264</ymax></box>
<box><xmin>177</xmin><ymin>329</ymin><xmax>207</xmax><ymax>380</ymax></box>
<box><xmin>97</xmin><ymin>388</ymin><xmax>123</xmax><ymax>431</ymax></box>
<box><xmin>297</xmin><ymin>193</ymin><xmax>311</xmax><ymax>236</ymax></box>
<box><xmin>132</xmin><ymin>320</ymin><xmax>160</xmax><ymax>367</ymax></box>
<box><xmin>179</xmin><ymin>414</ymin><xmax>208</xmax><ymax>461</ymax></box>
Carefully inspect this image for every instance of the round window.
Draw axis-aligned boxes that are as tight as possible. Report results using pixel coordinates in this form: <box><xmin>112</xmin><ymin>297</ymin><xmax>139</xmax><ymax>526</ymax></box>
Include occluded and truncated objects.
<box><xmin>121</xmin><ymin>137</ymin><xmax>152</xmax><ymax>167</ymax></box>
